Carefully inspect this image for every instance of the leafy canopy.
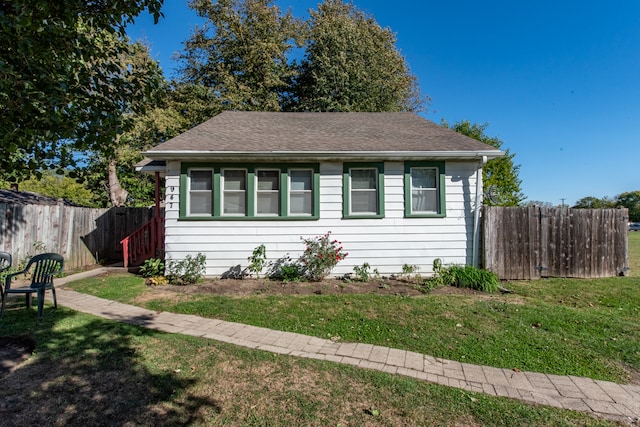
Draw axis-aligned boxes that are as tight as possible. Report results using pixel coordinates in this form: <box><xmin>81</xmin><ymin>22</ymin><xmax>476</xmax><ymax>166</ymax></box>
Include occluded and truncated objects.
<box><xmin>444</xmin><ymin>120</ymin><xmax>524</xmax><ymax>206</ymax></box>
<box><xmin>574</xmin><ymin>191</ymin><xmax>640</xmax><ymax>222</ymax></box>
<box><xmin>0</xmin><ymin>0</ymin><xmax>164</xmax><ymax>181</ymax></box>
<box><xmin>9</xmin><ymin>172</ymin><xmax>95</xmax><ymax>207</ymax></box>
<box><xmin>178</xmin><ymin>0</ymin><xmax>426</xmax><ymax>113</ymax></box>
<box><xmin>180</xmin><ymin>0</ymin><xmax>303</xmax><ymax>111</ymax></box>
<box><xmin>290</xmin><ymin>0</ymin><xmax>427</xmax><ymax>112</ymax></box>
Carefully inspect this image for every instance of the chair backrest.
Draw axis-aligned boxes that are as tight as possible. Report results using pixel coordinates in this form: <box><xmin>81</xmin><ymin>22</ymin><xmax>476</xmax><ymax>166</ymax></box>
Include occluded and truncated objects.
<box><xmin>26</xmin><ymin>253</ymin><xmax>64</xmax><ymax>287</ymax></box>
<box><xmin>0</xmin><ymin>252</ymin><xmax>11</xmax><ymax>272</ymax></box>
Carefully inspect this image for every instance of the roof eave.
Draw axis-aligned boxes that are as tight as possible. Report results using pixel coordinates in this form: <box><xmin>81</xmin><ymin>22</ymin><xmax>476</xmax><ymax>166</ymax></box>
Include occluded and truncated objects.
<box><xmin>142</xmin><ymin>150</ymin><xmax>505</xmax><ymax>162</ymax></box>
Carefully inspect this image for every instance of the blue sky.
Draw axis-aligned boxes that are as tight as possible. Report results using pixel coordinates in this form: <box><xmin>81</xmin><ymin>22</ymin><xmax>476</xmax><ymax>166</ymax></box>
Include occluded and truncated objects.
<box><xmin>127</xmin><ymin>0</ymin><xmax>640</xmax><ymax>206</ymax></box>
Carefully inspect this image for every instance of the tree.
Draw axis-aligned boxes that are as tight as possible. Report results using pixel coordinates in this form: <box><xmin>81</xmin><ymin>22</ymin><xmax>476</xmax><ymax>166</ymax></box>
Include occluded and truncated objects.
<box><xmin>615</xmin><ymin>191</ymin><xmax>640</xmax><ymax>222</ymax></box>
<box><xmin>573</xmin><ymin>196</ymin><xmax>616</xmax><ymax>209</ymax></box>
<box><xmin>290</xmin><ymin>0</ymin><xmax>426</xmax><ymax>112</ymax></box>
<box><xmin>572</xmin><ymin>191</ymin><xmax>640</xmax><ymax>222</ymax></box>
<box><xmin>524</xmin><ymin>200</ymin><xmax>555</xmax><ymax>208</ymax></box>
<box><xmin>179</xmin><ymin>0</ymin><xmax>303</xmax><ymax>111</ymax></box>
<box><xmin>444</xmin><ymin>120</ymin><xmax>524</xmax><ymax>206</ymax></box>
<box><xmin>9</xmin><ymin>171</ymin><xmax>95</xmax><ymax>207</ymax></box>
<box><xmin>0</xmin><ymin>1</ymin><xmax>163</xmax><ymax>181</ymax></box>
<box><xmin>79</xmin><ymin>77</ymin><xmax>222</xmax><ymax>207</ymax></box>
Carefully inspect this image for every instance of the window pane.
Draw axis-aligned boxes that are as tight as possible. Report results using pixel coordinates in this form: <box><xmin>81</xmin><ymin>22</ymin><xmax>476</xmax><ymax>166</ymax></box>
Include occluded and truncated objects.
<box><xmin>190</xmin><ymin>170</ymin><xmax>212</xmax><ymax>190</ymax></box>
<box><xmin>223</xmin><ymin>170</ymin><xmax>246</xmax><ymax>190</ymax></box>
<box><xmin>352</xmin><ymin>191</ymin><xmax>377</xmax><ymax>213</ymax></box>
<box><xmin>412</xmin><ymin>189</ymin><xmax>437</xmax><ymax>213</ymax></box>
<box><xmin>412</xmin><ymin>168</ymin><xmax>436</xmax><ymax>189</ymax></box>
<box><xmin>223</xmin><ymin>192</ymin><xmax>246</xmax><ymax>214</ymax></box>
<box><xmin>351</xmin><ymin>169</ymin><xmax>376</xmax><ymax>190</ymax></box>
<box><xmin>189</xmin><ymin>170</ymin><xmax>212</xmax><ymax>215</ymax></box>
<box><xmin>290</xmin><ymin>170</ymin><xmax>312</xmax><ymax>191</ymax></box>
<box><xmin>190</xmin><ymin>193</ymin><xmax>212</xmax><ymax>215</ymax></box>
<box><xmin>257</xmin><ymin>170</ymin><xmax>279</xmax><ymax>191</ymax></box>
<box><xmin>290</xmin><ymin>193</ymin><xmax>312</xmax><ymax>215</ymax></box>
<box><xmin>257</xmin><ymin>193</ymin><xmax>279</xmax><ymax>214</ymax></box>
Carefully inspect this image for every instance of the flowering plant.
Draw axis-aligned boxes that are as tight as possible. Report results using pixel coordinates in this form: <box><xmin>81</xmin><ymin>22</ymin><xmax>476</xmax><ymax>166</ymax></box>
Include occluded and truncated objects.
<box><xmin>300</xmin><ymin>232</ymin><xmax>348</xmax><ymax>281</ymax></box>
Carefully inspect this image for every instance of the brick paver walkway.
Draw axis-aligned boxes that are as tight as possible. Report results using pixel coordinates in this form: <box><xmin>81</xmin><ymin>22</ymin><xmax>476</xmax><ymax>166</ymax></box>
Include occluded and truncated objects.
<box><xmin>55</xmin><ymin>268</ymin><xmax>640</xmax><ymax>425</ymax></box>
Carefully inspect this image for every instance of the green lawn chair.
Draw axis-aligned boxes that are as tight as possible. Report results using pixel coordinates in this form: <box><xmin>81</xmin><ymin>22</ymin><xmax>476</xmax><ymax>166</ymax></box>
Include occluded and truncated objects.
<box><xmin>1</xmin><ymin>253</ymin><xmax>64</xmax><ymax>319</ymax></box>
<box><xmin>0</xmin><ymin>252</ymin><xmax>10</xmax><ymax>273</ymax></box>
<box><xmin>0</xmin><ymin>252</ymin><xmax>11</xmax><ymax>301</ymax></box>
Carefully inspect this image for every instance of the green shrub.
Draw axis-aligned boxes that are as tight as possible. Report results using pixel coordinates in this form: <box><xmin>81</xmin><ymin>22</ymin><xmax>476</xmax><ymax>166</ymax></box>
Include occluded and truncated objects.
<box><xmin>428</xmin><ymin>258</ymin><xmax>499</xmax><ymax>293</ymax></box>
<box><xmin>352</xmin><ymin>263</ymin><xmax>379</xmax><ymax>282</ymax></box>
<box><xmin>166</xmin><ymin>253</ymin><xmax>206</xmax><ymax>285</ymax></box>
<box><xmin>280</xmin><ymin>264</ymin><xmax>304</xmax><ymax>282</ymax></box>
<box><xmin>247</xmin><ymin>244</ymin><xmax>267</xmax><ymax>278</ymax></box>
<box><xmin>266</xmin><ymin>255</ymin><xmax>303</xmax><ymax>282</ymax></box>
<box><xmin>139</xmin><ymin>258</ymin><xmax>165</xmax><ymax>278</ymax></box>
<box><xmin>401</xmin><ymin>263</ymin><xmax>420</xmax><ymax>276</ymax></box>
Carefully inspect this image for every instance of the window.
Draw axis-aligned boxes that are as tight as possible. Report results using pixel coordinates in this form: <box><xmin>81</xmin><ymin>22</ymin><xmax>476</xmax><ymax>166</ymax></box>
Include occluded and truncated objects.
<box><xmin>187</xmin><ymin>169</ymin><xmax>213</xmax><ymax>216</ymax></box>
<box><xmin>180</xmin><ymin>163</ymin><xmax>319</xmax><ymax>220</ymax></box>
<box><xmin>404</xmin><ymin>161</ymin><xmax>446</xmax><ymax>217</ymax></box>
<box><xmin>222</xmin><ymin>169</ymin><xmax>247</xmax><ymax>216</ymax></box>
<box><xmin>411</xmin><ymin>167</ymin><xmax>438</xmax><ymax>213</ymax></box>
<box><xmin>343</xmin><ymin>163</ymin><xmax>384</xmax><ymax>218</ymax></box>
<box><xmin>256</xmin><ymin>169</ymin><xmax>280</xmax><ymax>215</ymax></box>
<box><xmin>289</xmin><ymin>169</ymin><xmax>313</xmax><ymax>216</ymax></box>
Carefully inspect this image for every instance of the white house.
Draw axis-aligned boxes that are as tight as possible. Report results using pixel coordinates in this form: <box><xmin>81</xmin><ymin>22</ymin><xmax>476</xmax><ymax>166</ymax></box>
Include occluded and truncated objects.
<box><xmin>139</xmin><ymin>111</ymin><xmax>503</xmax><ymax>277</ymax></box>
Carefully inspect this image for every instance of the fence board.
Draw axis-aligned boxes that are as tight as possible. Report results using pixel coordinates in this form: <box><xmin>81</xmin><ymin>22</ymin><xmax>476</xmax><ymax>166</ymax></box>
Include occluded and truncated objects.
<box><xmin>0</xmin><ymin>203</ymin><xmax>158</xmax><ymax>271</ymax></box>
<box><xmin>483</xmin><ymin>206</ymin><xmax>629</xmax><ymax>279</ymax></box>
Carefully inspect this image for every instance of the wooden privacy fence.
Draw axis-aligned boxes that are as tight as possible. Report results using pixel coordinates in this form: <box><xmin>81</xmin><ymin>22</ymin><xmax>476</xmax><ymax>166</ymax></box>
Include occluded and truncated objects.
<box><xmin>0</xmin><ymin>203</ymin><xmax>156</xmax><ymax>271</ymax></box>
<box><xmin>483</xmin><ymin>206</ymin><xmax>629</xmax><ymax>280</ymax></box>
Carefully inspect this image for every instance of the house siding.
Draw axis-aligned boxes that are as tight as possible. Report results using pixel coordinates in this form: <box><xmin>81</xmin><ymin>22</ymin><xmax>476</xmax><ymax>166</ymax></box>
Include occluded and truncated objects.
<box><xmin>163</xmin><ymin>160</ymin><xmax>479</xmax><ymax>277</ymax></box>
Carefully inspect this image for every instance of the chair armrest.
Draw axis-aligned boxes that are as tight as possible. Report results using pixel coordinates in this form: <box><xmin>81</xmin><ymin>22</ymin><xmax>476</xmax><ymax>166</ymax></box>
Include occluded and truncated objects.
<box><xmin>4</xmin><ymin>269</ymin><xmax>28</xmax><ymax>287</ymax></box>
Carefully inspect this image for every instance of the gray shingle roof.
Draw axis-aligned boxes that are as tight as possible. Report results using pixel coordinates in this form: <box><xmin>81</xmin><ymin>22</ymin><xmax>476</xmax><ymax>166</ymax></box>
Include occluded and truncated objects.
<box><xmin>145</xmin><ymin>111</ymin><xmax>502</xmax><ymax>159</ymax></box>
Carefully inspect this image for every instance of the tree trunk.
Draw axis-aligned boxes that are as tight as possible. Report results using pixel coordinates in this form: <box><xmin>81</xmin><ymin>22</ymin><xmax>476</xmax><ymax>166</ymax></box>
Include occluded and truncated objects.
<box><xmin>108</xmin><ymin>159</ymin><xmax>128</xmax><ymax>206</ymax></box>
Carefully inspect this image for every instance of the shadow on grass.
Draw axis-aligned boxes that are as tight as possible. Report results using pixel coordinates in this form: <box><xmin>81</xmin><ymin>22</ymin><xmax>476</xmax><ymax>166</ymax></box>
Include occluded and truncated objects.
<box><xmin>0</xmin><ymin>300</ymin><xmax>220</xmax><ymax>425</ymax></box>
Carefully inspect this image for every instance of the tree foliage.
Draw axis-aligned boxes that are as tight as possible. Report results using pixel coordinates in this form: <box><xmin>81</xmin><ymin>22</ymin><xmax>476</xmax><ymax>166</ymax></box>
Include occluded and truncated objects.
<box><xmin>180</xmin><ymin>0</ymin><xmax>302</xmax><ymax>111</ymax></box>
<box><xmin>444</xmin><ymin>120</ymin><xmax>524</xmax><ymax>206</ymax></box>
<box><xmin>3</xmin><ymin>171</ymin><xmax>95</xmax><ymax>207</ymax></box>
<box><xmin>290</xmin><ymin>0</ymin><xmax>426</xmax><ymax>112</ymax></box>
<box><xmin>572</xmin><ymin>196</ymin><xmax>616</xmax><ymax>209</ymax></box>
<box><xmin>79</xmin><ymin>76</ymin><xmax>222</xmax><ymax>207</ymax></box>
<box><xmin>178</xmin><ymin>0</ymin><xmax>426</xmax><ymax>113</ymax></box>
<box><xmin>572</xmin><ymin>191</ymin><xmax>640</xmax><ymax>221</ymax></box>
<box><xmin>0</xmin><ymin>0</ymin><xmax>164</xmax><ymax>181</ymax></box>
<box><xmin>615</xmin><ymin>191</ymin><xmax>640</xmax><ymax>222</ymax></box>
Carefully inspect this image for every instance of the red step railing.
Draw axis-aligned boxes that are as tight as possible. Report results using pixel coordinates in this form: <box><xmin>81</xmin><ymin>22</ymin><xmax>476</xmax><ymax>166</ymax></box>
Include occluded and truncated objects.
<box><xmin>120</xmin><ymin>216</ymin><xmax>164</xmax><ymax>268</ymax></box>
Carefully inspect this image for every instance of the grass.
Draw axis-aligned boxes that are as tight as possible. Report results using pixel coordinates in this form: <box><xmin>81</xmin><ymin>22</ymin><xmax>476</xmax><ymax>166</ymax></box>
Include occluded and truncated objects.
<box><xmin>0</xmin><ymin>233</ymin><xmax>638</xmax><ymax>425</ymax></box>
<box><xmin>0</xmin><ymin>308</ymin><xmax>614</xmax><ymax>426</ymax></box>
<box><xmin>66</xmin><ymin>233</ymin><xmax>640</xmax><ymax>384</ymax></box>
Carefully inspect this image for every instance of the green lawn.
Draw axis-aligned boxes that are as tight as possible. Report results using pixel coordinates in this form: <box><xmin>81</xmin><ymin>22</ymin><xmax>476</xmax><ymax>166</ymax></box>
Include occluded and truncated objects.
<box><xmin>66</xmin><ymin>233</ymin><xmax>640</xmax><ymax>384</ymax></box>
<box><xmin>0</xmin><ymin>307</ymin><xmax>616</xmax><ymax>426</ymax></box>
<box><xmin>1</xmin><ymin>234</ymin><xmax>637</xmax><ymax>425</ymax></box>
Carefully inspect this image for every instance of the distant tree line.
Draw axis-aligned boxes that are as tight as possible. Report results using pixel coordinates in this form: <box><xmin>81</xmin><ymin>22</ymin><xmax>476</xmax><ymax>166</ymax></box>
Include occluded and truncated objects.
<box><xmin>573</xmin><ymin>192</ymin><xmax>640</xmax><ymax>222</ymax></box>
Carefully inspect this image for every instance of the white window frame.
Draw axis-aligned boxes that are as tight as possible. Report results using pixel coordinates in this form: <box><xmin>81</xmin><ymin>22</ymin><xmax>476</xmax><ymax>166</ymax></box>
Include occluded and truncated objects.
<box><xmin>221</xmin><ymin>168</ymin><xmax>248</xmax><ymax>216</ymax></box>
<box><xmin>288</xmin><ymin>168</ymin><xmax>314</xmax><ymax>216</ymax></box>
<box><xmin>187</xmin><ymin>168</ymin><xmax>213</xmax><ymax>216</ymax></box>
<box><xmin>410</xmin><ymin>166</ymin><xmax>439</xmax><ymax>214</ymax></box>
<box><xmin>349</xmin><ymin>167</ymin><xmax>379</xmax><ymax>215</ymax></box>
<box><xmin>255</xmin><ymin>168</ymin><xmax>281</xmax><ymax>216</ymax></box>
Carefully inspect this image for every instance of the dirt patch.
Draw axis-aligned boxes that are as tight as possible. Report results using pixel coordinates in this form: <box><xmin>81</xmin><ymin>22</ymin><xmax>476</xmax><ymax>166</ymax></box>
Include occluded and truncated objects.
<box><xmin>142</xmin><ymin>275</ymin><xmax>502</xmax><ymax>298</ymax></box>
<box><xmin>0</xmin><ymin>336</ymin><xmax>36</xmax><ymax>375</ymax></box>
